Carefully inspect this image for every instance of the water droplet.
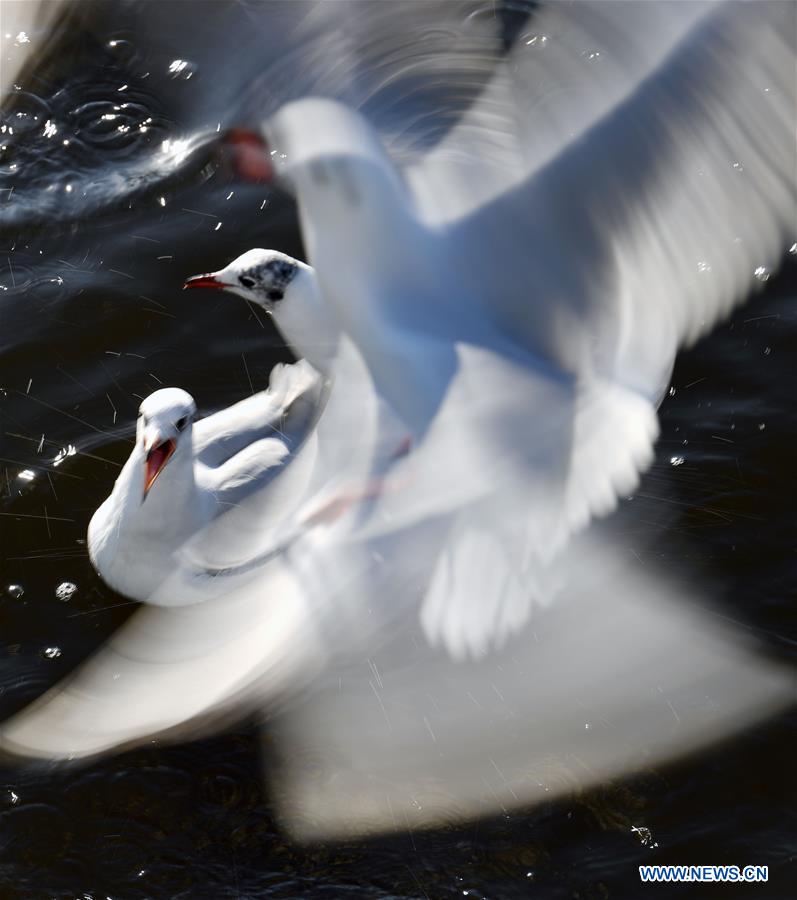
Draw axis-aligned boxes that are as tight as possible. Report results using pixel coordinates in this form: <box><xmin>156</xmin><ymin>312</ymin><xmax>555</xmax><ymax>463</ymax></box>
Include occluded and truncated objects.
<box><xmin>6</xmin><ymin>584</ymin><xmax>24</xmax><ymax>599</ymax></box>
<box><xmin>42</xmin><ymin>646</ymin><xmax>62</xmax><ymax>659</ymax></box>
<box><xmin>788</xmin><ymin>242</ymin><xmax>797</xmax><ymax>255</ymax></box>
<box><xmin>52</xmin><ymin>444</ymin><xmax>76</xmax><ymax>467</ymax></box>
<box><xmin>9</xmin><ymin>790</ymin><xmax>20</xmax><ymax>805</ymax></box>
<box><xmin>753</xmin><ymin>265</ymin><xmax>770</xmax><ymax>282</ymax></box>
<box><xmin>763</xmin><ymin>346</ymin><xmax>772</xmax><ymax>356</ymax></box>
<box><xmin>669</xmin><ymin>456</ymin><xmax>685</xmax><ymax>467</ymax></box>
<box><xmin>521</xmin><ymin>33</ymin><xmax>548</xmax><ymax>48</ymax></box>
<box><xmin>584</xmin><ymin>722</ymin><xmax>591</xmax><ymax>730</ymax></box>
<box><xmin>758</xmin><ymin>423</ymin><xmax>766</xmax><ymax>431</ymax></box>
<box><xmin>168</xmin><ymin>59</ymin><xmax>197</xmax><ymax>80</ymax></box>
<box><xmin>731</xmin><ymin>161</ymin><xmax>744</xmax><ymax>172</ymax></box>
<box><xmin>582</xmin><ymin>49</ymin><xmax>602</xmax><ymax>61</ymax></box>
<box><xmin>17</xmin><ymin>468</ymin><xmax>35</xmax><ymax>482</ymax></box>
<box><xmin>631</xmin><ymin>825</ymin><xmax>659</xmax><ymax>848</ymax></box>
<box><xmin>668</xmin><ymin>386</ymin><xmax>676</xmax><ymax>397</ymax></box>
<box><xmin>697</xmin><ymin>260</ymin><xmax>711</xmax><ymax>273</ymax></box>
<box><xmin>55</xmin><ymin>581</ymin><xmax>77</xmax><ymax>602</ymax></box>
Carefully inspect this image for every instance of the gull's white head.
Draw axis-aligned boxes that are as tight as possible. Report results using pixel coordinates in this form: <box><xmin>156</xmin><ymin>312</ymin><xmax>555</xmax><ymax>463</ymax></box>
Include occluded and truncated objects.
<box><xmin>183</xmin><ymin>248</ymin><xmax>305</xmax><ymax>312</ymax></box>
<box><xmin>183</xmin><ymin>249</ymin><xmax>338</xmax><ymax>373</ymax></box>
<box><xmin>136</xmin><ymin>387</ymin><xmax>197</xmax><ymax>497</ymax></box>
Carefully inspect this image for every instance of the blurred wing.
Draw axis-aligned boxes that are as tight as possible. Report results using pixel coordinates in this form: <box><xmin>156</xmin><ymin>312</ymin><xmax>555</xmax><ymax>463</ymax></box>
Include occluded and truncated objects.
<box><xmin>194</xmin><ymin>359</ymin><xmax>322</xmax><ymax>467</ymax></box>
<box><xmin>248</xmin><ymin>0</ymin><xmax>502</xmax><ymax>157</ymax></box>
<box><xmin>266</xmin><ymin>531</ymin><xmax>796</xmax><ymax>840</ymax></box>
<box><xmin>0</xmin><ymin>0</ymin><xmax>73</xmax><ymax>100</ymax></box>
<box><xmin>418</xmin><ymin>376</ymin><xmax>659</xmax><ymax>659</ymax></box>
<box><xmin>448</xmin><ymin>1</ymin><xmax>796</xmax><ymax>357</ymax></box>
<box><xmin>0</xmin><ymin>561</ymin><xmax>322</xmax><ymax>760</ymax></box>
<box><xmin>407</xmin><ymin>1</ymin><xmax>714</xmax><ymax>223</ymax></box>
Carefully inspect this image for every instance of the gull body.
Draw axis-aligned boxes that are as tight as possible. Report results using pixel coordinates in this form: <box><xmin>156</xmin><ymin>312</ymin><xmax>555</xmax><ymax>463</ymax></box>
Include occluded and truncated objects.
<box><xmin>88</xmin><ymin>362</ymin><xmax>322</xmax><ymax>600</ymax></box>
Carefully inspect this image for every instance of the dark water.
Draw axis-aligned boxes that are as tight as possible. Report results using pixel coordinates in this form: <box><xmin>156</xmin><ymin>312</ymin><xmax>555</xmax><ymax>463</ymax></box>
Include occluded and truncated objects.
<box><xmin>1</xmin><ymin>5</ymin><xmax>795</xmax><ymax>898</ymax></box>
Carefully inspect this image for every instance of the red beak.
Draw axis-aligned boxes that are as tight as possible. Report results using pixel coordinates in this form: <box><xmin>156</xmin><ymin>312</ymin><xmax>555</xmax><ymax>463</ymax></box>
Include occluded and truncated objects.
<box><xmin>143</xmin><ymin>439</ymin><xmax>176</xmax><ymax>498</ymax></box>
<box><xmin>183</xmin><ymin>273</ymin><xmax>226</xmax><ymax>291</ymax></box>
<box><xmin>220</xmin><ymin>128</ymin><xmax>274</xmax><ymax>183</ymax></box>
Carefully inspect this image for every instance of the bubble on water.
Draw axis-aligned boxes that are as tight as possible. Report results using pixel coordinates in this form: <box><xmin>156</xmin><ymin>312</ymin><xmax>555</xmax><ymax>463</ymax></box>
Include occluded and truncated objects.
<box><xmin>753</xmin><ymin>265</ymin><xmax>771</xmax><ymax>282</ymax></box>
<box><xmin>669</xmin><ymin>456</ymin><xmax>685</xmax><ymax>467</ymax></box>
<box><xmin>5</xmin><ymin>92</ymin><xmax>50</xmax><ymax>135</ymax></box>
<box><xmin>6</xmin><ymin>584</ymin><xmax>24</xmax><ymax>599</ymax></box>
<box><xmin>42</xmin><ymin>646</ymin><xmax>62</xmax><ymax>659</ymax></box>
<box><xmin>55</xmin><ymin>581</ymin><xmax>77</xmax><ymax>602</ymax></box>
<box><xmin>106</xmin><ymin>37</ymin><xmax>137</xmax><ymax>65</ymax></box>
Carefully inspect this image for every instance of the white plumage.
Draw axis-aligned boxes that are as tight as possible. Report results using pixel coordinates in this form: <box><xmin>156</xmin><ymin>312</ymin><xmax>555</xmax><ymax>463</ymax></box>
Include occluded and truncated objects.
<box><xmin>87</xmin><ymin>361</ymin><xmax>322</xmax><ymax>600</ymax></box>
<box><xmin>1</xmin><ymin>1</ymin><xmax>794</xmax><ymax>841</ymax></box>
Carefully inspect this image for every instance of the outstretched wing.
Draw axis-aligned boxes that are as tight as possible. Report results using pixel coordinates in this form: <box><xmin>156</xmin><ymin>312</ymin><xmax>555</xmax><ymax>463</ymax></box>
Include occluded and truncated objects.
<box><xmin>446</xmin><ymin>1</ymin><xmax>795</xmax><ymax>360</ymax></box>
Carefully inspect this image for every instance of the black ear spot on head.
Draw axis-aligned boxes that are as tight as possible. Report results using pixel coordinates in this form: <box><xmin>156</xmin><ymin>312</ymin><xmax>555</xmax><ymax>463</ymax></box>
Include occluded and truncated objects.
<box><xmin>267</xmin><ymin>290</ymin><xmax>283</xmax><ymax>302</ymax></box>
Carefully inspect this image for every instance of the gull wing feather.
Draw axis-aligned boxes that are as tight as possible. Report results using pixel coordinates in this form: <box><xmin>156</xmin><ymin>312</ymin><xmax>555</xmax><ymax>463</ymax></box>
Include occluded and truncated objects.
<box><xmin>447</xmin><ymin>1</ymin><xmax>796</xmax><ymax>360</ymax></box>
<box><xmin>194</xmin><ymin>359</ymin><xmax>322</xmax><ymax>467</ymax></box>
<box><xmin>407</xmin><ymin>1</ymin><xmax>715</xmax><ymax>224</ymax></box>
<box><xmin>265</xmin><ymin>531</ymin><xmax>796</xmax><ymax>840</ymax></box>
<box><xmin>0</xmin><ymin>558</ymin><xmax>322</xmax><ymax>760</ymax></box>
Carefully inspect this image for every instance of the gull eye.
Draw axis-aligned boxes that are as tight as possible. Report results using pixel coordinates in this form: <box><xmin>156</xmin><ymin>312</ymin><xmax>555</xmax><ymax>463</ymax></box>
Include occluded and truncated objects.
<box><xmin>239</xmin><ymin>275</ymin><xmax>256</xmax><ymax>289</ymax></box>
<box><xmin>176</xmin><ymin>416</ymin><xmax>188</xmax><ymax>431</ymax></box>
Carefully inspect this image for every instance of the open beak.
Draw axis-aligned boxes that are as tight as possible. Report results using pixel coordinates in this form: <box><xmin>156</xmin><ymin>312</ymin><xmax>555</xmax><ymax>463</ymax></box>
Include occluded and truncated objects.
<box><xmin>143</xmin><ymin>438</ymin><xmax>176</xmax><ymax>499</ymax></box>
<box><xmin>183</xmin><ymin>273</ymin><xmax>227</xmax><ymax>291</ymax></box>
